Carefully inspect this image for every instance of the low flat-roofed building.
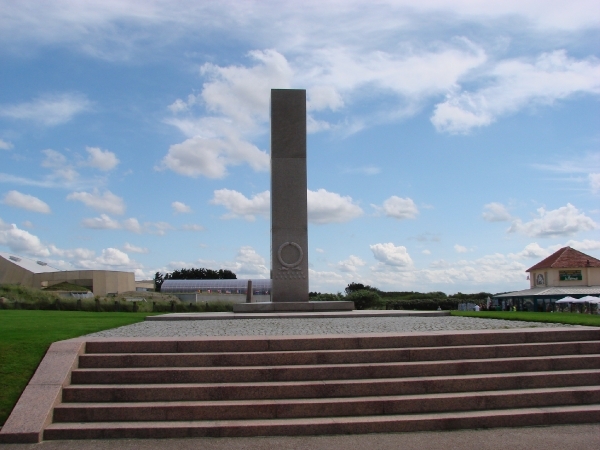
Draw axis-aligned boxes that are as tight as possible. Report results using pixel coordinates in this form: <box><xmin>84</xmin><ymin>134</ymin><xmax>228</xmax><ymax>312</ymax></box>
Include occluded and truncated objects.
<box><xmin>161</xmin><ymin>279</ymin><xmax>271</xmax><ymax>303</ymax></box>
<box><xmin>494</xmin><ymin>246</ymin><xmax>600</xmax><ymax>311</ymax></box>
<box><xmin>0</xmin><ymin>252</ymin><xmax>134</xmax><ymax>296</ymax></box>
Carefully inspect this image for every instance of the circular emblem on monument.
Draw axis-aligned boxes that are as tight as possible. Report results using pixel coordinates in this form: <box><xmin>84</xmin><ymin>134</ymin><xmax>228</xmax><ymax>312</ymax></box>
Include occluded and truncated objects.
<box><xmin>277</xmin><ymin>241</ymin><xmax>303</xmax><ymax>269</ymax></box>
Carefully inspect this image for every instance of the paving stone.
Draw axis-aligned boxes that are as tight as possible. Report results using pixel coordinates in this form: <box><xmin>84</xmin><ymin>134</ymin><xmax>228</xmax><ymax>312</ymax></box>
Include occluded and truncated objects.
<box><xmin>85</xmin><ymin>316</ymin><xmax>570</xmax><ymax>338</ymax></box>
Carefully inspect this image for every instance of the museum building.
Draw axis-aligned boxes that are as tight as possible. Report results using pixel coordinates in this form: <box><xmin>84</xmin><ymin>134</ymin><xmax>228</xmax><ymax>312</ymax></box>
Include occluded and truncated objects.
<box><xmin>0</xmin><ymin>252</ymin><xmax>135</xmax><ymax>296</ymax></box>
<box><xmin>494</xmin><ymin>246</ymin><xmax>600</xmax><ymax>311</ymax></box>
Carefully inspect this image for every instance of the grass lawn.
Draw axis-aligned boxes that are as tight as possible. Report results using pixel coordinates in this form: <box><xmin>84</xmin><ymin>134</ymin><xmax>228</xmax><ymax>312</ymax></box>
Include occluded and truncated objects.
<box><xmin>0</xmin><ymin>310</ymin><xmax>158</xmax><ymax>426</ymax></box>
<box><xmin>451</xmin><ymin>310</ymin><xmax>600</xmax><ymax>327</ymax></box>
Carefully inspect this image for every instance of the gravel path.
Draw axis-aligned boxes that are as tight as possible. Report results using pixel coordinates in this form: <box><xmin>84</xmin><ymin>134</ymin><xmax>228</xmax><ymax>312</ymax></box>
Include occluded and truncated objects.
<box><xmin>86</xmin><ymin>316</ymin><xmax>571</xmax><ymax>338</ymax></box>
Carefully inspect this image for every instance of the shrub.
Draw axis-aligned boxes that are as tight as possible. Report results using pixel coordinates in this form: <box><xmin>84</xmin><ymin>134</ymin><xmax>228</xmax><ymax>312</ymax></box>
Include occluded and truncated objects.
<box><xmin>346</xmin><ymin>289</ymin><xmax>384</xmax><ymax>310</ymax></box>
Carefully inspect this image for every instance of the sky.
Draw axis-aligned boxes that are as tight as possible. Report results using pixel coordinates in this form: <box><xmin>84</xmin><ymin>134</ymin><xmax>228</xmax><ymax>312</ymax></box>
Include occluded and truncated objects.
<box><xmin>0</xmin><ymin>0</ymin><xmax>599</xmax><ymax>295</ymax></box>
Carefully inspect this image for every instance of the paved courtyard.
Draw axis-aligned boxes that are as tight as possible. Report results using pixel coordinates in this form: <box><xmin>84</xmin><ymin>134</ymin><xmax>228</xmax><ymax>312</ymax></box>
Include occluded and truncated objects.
<box><xmin>86</xmin><ymin>316</ymin><xmax>571</xmax><ymax>338</ymax></box>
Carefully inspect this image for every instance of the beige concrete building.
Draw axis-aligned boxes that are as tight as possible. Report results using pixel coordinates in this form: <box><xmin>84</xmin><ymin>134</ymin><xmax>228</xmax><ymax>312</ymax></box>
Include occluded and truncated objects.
<box><xmin>0</xmin><ymin>252</ymin><xmax>134</xmax><ymax>296</ymax></box>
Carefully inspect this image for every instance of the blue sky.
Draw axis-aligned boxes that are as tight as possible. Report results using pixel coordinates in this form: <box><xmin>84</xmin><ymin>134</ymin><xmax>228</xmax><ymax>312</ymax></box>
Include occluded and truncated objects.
<box><xmin>0</xmin><ymin>0</ymin><xmax>599</xmax><ymax>294</ymax></box>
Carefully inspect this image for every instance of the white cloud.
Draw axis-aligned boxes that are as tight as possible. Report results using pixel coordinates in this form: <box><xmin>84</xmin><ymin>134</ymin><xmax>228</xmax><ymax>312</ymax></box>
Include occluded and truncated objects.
<box><xmin>307</xmin><ymin>85</ymin><xmax>344</xmax><ymax>111</ymax></box>
<box><xmin>146</xmin><ymin>222</ymin><xmax>174</xmax><ymax>236</ymax></box>
<box><xmin>315</xmin><ymin>248</ymin><xmax>325</xmax><ymax>253</ymax></box>
<box><xmin>482</xmin><ymin>202</ymin><xmax>512</xmax><ymax>222</ymax></box>
<box><xmin>0</xmin><ymin>139</ymin><xmax>13</xmax><ymax>150</ymax></box>
<box><xmin>0</xmin><ymin>218</ymin><xmax>145</xmax><ymax>272</ymax></box>
<box><xmin>226</xmin><ymin>246</ymin><xmax>269</xmax><ymax>278</ymax></box>
<box><xmin>337</xmin><ymin>255</ymin><xmax>366</xmax><ymax>273</ymax></box>
<box><xmin>210</xmin><ymin>189</ymin><xmax>270</xmax><ymax>221</ymax></box>
<box><xmin>565</xmin><ymin>239</ymin><xmax>600</xmax><ymax>251</ymax></box>
<box><xmin>168</xmin><ymin>94</ymin><xmax>199</xmax><ymax>114</ymax></box>
<box><xmin>81</xmin><ymin>214</ymin><xmax>121</xmax><ymax>230</ymax></box>
<box><xmin>508</xmin><ymin>203</ymin><xmax>597</xmax><ymax>237</ymax></box>
<box><xmin>431</xmin><ymin>51</ymin><xmax>600</xmax><ymax>134</ymax></box>
<box><xmin>0</xmin><ymin>93</ymin><xmax>90</xmax><ymax>126</ymax></box>
<box><xmin>123</xmin><ymin>218</ymin><xmax>143</xmax><ymax>233</ymax></box>
<box><xmin>67</xmin><ymin>189</ymin><xmax>126</xmax><ymax>215</ymax></box>
<box><xmin>373</xmin><ymin>196</ymin><xmax>419</xmax><ymax>220</ymax></box>
<box><xmin>370</xmin><ymin>242</ymin><xmax>413</xmax><ymax>267</ymax></box>
<box><xmin>422</xmin><ymin>249</ymin><xmax>431</xmax><ymax>255</ymax></box>
<box><xmin>0</xmin><ymin>220</ymin><xmax>50</xmax><ymax>257</ymax></box>
<box><xmin>454</xmin><ymin>244</ymin><xmax>468</xmax><ymax>253</ymax></box>
<box><xmin>309</xmin><ymin>268</ymin><xmax>347</xmax><ymax>292</ymax></box>
<box><xmin>509</xmin><ymin>242</ymin><xmax>550</xmax><ymax>259</ymax></box>
<box><xmin>22</xmin><ymin>220</ymin><xmax>33</xmax><ymax>228</ymax></box>
<box><xmin>84</xmin><ymin>147</ymin><xmax>119</xmax><ymax>171</ymax></box>
<box><xmin>2</xmin><ymin>190</ymin><xmax>51</xmax><ymax>214</ymax></box>
<box><xmin>210</xmin><ymin>188</ymin><xmax>363</xmax><ymax>224</ymax></box>
<box><xmin>590</xmin><ymin>173</ymin><xmax>600</xmax><ymax>194</ymax></box>
<box><xmin>123</xmin><ymin>242</ymin><xmax>149</xmax><ymax>254</ymax></box>
<box><xmin>181</xmin><ymin>224</ymin><xmax>205</xmax><ymax>231</ymax></box>
<box><xmin>200</xmin><ymin>49</ymin><xmax>293</xmax><ymax>127</ymax></box>
<box><xmin>42</xmin><ymin>149</ymin><xmax>79</xmax><ymax>182</ymax></box>
<box><xmin>161</xmin><ymin>135</ymin><xmax>269</xmax><ymax>179</ymax></box>
<box><xmin>80</xmin><ymin>215</ymin><xmax>173</xmax><ymax>235</ymax></box>
<box><xmin>95</xmin><ymin>248</ymin><xmax>130</xmax><ymax>266</ymax></box>
<box><xmin>171</xmin><ymin>201</ymin><xmax>192</xmax><ymax>213</ymax></box>
<box><xmin>307</xmin><ymin>189</ymin><xmax>363</xmax><ymax>224</ymax></box>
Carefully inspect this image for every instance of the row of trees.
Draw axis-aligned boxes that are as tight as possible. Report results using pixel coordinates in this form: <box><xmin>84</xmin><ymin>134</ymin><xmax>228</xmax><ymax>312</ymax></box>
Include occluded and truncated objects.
<box><xmin>153</xmin><ymin>268</ymin><xmax>237</xmax><ymax>292</ymax></box>
<box><xmin>310</xmin><ymin>282</ymin><xmax>494</xmax><ymax>310</ymax></box>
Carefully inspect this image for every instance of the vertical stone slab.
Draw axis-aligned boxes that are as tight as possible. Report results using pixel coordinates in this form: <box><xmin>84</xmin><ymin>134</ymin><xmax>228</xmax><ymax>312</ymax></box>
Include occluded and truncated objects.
<box><xmin>271</xmin><ymin>89</ymin><xmax>309</xmax><ymax>303</ymax></box>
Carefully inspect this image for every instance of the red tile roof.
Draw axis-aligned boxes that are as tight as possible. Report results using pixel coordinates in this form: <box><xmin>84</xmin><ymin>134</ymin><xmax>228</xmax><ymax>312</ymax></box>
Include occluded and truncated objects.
<box><xmin>527</xmin><ymin>246</ymin><xmax>600</xmax><ymax>272</ymax></box>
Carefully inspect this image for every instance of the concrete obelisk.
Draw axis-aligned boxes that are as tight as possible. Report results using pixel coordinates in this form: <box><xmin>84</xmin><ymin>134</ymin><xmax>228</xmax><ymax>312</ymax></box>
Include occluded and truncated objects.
<box><xmin>270</xmin><ymin>89</ymin><xmax>309</xmax><ymax>303</ymax></box>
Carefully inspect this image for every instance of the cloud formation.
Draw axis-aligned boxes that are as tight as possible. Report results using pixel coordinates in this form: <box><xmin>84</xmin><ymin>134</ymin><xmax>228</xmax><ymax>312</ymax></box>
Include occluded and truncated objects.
<box><xmin>482</xmin><ymin>202</ymin><xmax>512</xmax><ymax>222</ymax></box>
<box><xmin>2</xmin><ymin>190</ymin><xmax>51</xmax><ymax>214</ymax></box>
<box><xmin>307</xmin><ymin>189</ymin><xmax>363</xmax><ymax>224</ymax></box>
<box><xmin>373</xmin><ymin>196</ymin><xmax>419</xmax><ymax>220</ymax></box>
<box><xmin>84</xmin><ymin>147</ymin><xmax>119</xmax><ymax>171</ymax></box>
<box><xmin>67</xmin><ymin>190</ymin><xmax>126</xmax><ymax>215</ymax></box>
<box><xmin>0</xmin><ymin>93</ymin><xmax>90</xmax><ymax>126</ymax></box>
<box><xmin>508</xmin><ymin>203</ymin><xmax>597</xmax><ymax>237</ymax></box>
<box><xmin>210</xmin><ymin>188</ymin><xmax>363</xmax><ymax>224</ymax></box>
<box><xmin>171</xmin><ymin>201</ymin><xmax>191</xmax><ymax>213</ymax></box>
<box><xmin>0</xmin><ymin>139</ymin><xmax>13</xmax><ymax>150</ymax></box>
<box><xmin>431</xmin><ymin>51</ymin><xmax>600</xmax><ymax>134</ymax></box>
<box><xmin>370</xmin><ymin>242</ymin><xmax>413</xmax><ymax>267</ymax></box>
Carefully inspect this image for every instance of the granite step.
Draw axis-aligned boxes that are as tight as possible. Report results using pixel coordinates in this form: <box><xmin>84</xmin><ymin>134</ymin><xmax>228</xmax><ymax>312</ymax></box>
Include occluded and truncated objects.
<box><xmin>83</xmin><ymin>329</ymin><xmax>600</xmax><ymax>354</ymax></box>
<box><xmin>44</xmin><ymin>404</ymin><xmax>600</xmax><ymax>440</ymax></box>
<box><xmin>70</xmin><ymin>354</ymin><xmax>600</xmax><ymax>385</ymax></box>
<box><xmin>62</xmin><ymin>369</ymin><xmax>600</xmax><ymax>403</ymax></box>
<box><xmin>77</xmin><ymin>341</ymin><xmax>600</xmax><ymax>368</ymax></box>
<box><xmin>52</xmin><ymin>386</ymin><xmax>600</xmax><ymax>423</ymax></box>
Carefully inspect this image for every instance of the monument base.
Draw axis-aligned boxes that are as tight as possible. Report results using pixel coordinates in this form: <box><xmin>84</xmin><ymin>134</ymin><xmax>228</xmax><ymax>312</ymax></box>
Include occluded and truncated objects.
<box><xmin>233</xmin><ymin>301</ymin><xmax>354</xmax><ymax>313</ymax></box>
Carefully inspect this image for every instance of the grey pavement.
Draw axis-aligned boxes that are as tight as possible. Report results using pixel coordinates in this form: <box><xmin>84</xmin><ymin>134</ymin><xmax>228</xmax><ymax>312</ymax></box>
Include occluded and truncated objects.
<box><xmin>0</xmin><ymin>425</ymin><xmax>598</xmax><ymax>450</ymax></box>
<box><xmin>85</xmin><ymin>316</ymin><xmax>571</xmax><ymax>338</ymax></box>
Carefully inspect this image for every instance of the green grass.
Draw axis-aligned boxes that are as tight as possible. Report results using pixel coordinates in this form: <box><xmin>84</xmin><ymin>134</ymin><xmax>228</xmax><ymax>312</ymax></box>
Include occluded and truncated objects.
<box><xmin>451</xmin><ymin>310</ymin><xmax>600</xmax><ymax>327</ymax></box>
<box><xmin>0</xmin><ymin>310</ymin><xmax>158</xmax><ymax>426</ymax></box>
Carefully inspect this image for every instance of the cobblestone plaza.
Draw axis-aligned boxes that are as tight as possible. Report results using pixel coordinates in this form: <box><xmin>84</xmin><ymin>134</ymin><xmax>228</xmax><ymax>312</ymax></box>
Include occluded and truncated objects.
<box><xmin>87</xmin><ymin>316</ymin><xmax>570</xmax><ymax>338</ymax></box>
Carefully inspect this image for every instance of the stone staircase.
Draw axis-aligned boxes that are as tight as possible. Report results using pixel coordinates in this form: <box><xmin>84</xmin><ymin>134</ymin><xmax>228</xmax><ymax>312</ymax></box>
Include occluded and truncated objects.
<box><xmin>30</xmin><ymin>329</ymin><xmax>600</xmax><ymax>439</ymax></box>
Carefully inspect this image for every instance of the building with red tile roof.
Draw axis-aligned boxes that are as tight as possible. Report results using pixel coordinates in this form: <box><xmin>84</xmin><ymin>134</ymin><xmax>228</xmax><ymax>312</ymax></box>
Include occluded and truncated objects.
<box><xmin>526</xmin><ymin>247</ymin><xmax>600</xmax><ymax>289</ymax></box>
<box><xmin>494</xmin><ymin>246</ymin><xmax>600</xmax><ymax>312</ymax></box>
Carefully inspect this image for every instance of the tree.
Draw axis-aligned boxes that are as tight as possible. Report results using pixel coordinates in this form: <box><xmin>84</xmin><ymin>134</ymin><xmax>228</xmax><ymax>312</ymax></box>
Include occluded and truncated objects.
<box><xmin>153</xmin><ymin>272</ymin><xmax>164</xmax><ymax>292</ymax></box>
<box><xmin>345</xmin><ymin>282</ymin><xmax>379</xmax><ymax>295</ymax></box>
<box><xmin>163</xmin><ymin>267</ymin><xmax>237</xmax><ymax>281</ymax></box>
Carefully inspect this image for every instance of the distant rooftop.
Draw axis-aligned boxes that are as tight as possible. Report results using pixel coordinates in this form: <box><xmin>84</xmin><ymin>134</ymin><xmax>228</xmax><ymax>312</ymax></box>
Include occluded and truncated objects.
<box><xmin>527</xmin><ymin>247</ymin><xmax>600</xmax><ymax>272</ymax></box>
<box><xmin>0</xmin><ymin>252</ymin><xmax>61</xmax><ymax>274</ymax></box>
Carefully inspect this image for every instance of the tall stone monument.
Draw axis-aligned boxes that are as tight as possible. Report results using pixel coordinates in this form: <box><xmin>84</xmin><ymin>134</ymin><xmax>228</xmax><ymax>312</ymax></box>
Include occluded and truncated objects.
<box><xmin>233</xmin><ymin>89</ymin><xmax>353</xmax><ymax>312</ymax></box>
<box><xmin>270</xmin><ymin>89</ymin><xmax>309</xmax><ymax>303</ymax></box>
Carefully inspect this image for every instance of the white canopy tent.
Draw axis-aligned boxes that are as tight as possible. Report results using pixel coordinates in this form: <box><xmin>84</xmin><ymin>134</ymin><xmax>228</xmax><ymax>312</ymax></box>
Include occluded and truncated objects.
<box><xmin>555</xmin><ymin>296</ymin><xmax>578</xmax><ymax>303</ymax></box>
<box><xmin>577</xmin><ymin>296</ymin><xmax>600</xmax><ymax>304</ymax></box>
